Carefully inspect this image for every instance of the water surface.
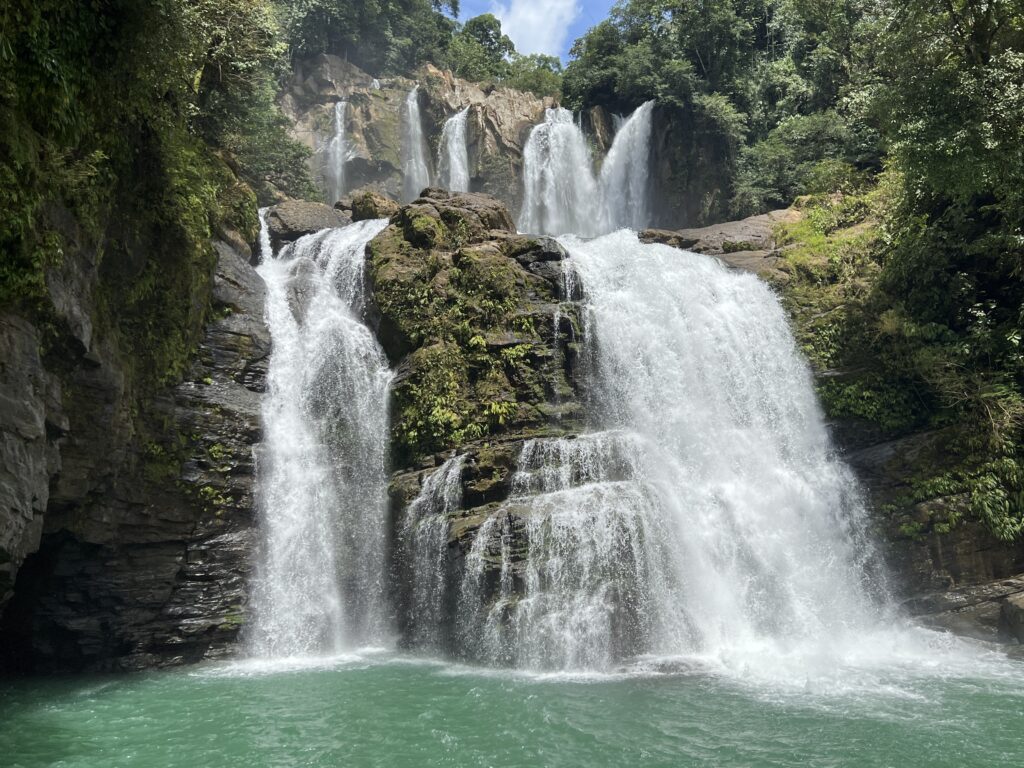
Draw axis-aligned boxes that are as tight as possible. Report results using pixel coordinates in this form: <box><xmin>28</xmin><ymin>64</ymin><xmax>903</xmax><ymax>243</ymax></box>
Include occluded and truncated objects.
<box><xmin>3</xmin><ymin>650</ymin><xmax>1022</xmax><ymax>768</ymax></box>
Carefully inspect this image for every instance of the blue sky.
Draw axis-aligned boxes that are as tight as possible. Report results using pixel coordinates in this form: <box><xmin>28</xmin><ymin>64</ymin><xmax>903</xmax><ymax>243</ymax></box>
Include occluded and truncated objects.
<box><xmin>455</xmin><ymin>0</ymin><xmax>616</xmax><ymax>62</ymax></box>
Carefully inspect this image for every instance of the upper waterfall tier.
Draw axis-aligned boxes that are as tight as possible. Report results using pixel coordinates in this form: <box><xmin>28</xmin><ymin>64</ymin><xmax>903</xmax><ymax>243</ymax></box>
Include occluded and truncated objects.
<box><xmin>518</xmin><ymin>102</ymin><xmax>655</xmax><ymax>237</ymax></box>
<box><xmin>438</xmin><ymin>107</ymin><xmax>471</xmax><ymax>193</ymax></box>
<box><xmin>322</xmin><ymin>101</ymin><xmax>349</xmax><ymax>204</ymax></box>
<box><xmin>250</xmin><ymin>218</ymin><xmax>392</xmax><ymax>658</ymax></box>
<box><xmin>401</xmin><ymin>86</ymin><xmax>432</xmax><ymax>202</ymax></box>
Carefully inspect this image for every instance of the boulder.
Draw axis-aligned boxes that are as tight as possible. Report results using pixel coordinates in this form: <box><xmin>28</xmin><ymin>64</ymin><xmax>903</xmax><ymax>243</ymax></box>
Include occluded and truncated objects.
<box><xmin>351</xmin><ymin>189</ymin><xmax>401</xmax><ymax>221</ymax></box>
<box><xmin>641</xmin><ymin>209</ymin><xmax>800</xmax><ymax>280</ymax></box>
<box><xmin>1000</xmin><ymin>592</ymin><xmax>1024</xmax><ymax>643</ymax></box>
<box><xmin>265</xmin><ymin>200</ymin><xmax>350</xmax><ymax>251</ymax></box>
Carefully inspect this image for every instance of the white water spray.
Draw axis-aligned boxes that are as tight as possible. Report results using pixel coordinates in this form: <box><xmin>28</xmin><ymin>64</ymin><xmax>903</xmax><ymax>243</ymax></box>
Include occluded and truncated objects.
<box><xmin>438</xmin><ymin>107</ymin><xmax>471</xmax><ymax>193</ymax></box>
<box><xmin>402</xmin><ymin>87</ymin><xmax>432</xmax><ymax>202</ymax></box>
<box><xmin>250</xmin><ymin>219</ymin><xmax>392</xmax><ymax>658</ymax></box>
<box><xmin>431</xmin><ymin>229</ymin><xmax>990</xmax><ymax>681</ymax></box>
<box><xmin>400</xmin><ymin>455</ymin><xmax>467</xmax><ymax>652</ymax></box>
<box><xmin>518</xmin><ymin>108</ymin><xmax>601</xmax><ymax>237</ymax></box>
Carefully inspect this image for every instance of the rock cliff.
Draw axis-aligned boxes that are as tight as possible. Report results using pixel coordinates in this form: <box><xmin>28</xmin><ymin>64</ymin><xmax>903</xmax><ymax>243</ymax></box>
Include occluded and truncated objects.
<box><xmin>280</xmin><ymin>56</ymin><xmax>555</xmax><ymax>211</ymax></box>
<box><xmin>363</xmin><ymin>189</ymin><xmax>585</xmax><ymax>653</ymax></box>
<box><xmin>0</xmin><ymin>234</ymin><xmax>267</xmax><ymax>673</ymax></box>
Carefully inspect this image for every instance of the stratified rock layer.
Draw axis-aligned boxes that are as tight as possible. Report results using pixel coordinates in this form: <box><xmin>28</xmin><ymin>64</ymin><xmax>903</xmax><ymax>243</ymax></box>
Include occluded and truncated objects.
<box><xmin>0</xmin><ymin>242</ymin><xmax>267</xmax><ymax>673</ymax></box>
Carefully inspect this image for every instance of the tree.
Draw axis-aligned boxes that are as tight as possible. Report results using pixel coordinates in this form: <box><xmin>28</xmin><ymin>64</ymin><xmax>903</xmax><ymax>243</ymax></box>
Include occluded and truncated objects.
<box><xmin>461</xmin><ymin>13</ymin><xmax>514</xmax><ymax>62</ymax></box>
<box><xmin>447</xmin><ymin>13</ymin><xmax>514</xmax><ymax>81</ymax></box>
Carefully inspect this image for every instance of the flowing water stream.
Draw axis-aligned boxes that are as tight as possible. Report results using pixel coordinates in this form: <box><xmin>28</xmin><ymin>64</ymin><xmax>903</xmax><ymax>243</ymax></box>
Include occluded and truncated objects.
<box><xmin>519</xmin><ymin>102</ymin><xmax>654</xmax><ymax>236</ymax></box>
<box><xmin>322</xmin><ymin>101</ymin><xmax>350</xmax><ymax>203</ymax></box>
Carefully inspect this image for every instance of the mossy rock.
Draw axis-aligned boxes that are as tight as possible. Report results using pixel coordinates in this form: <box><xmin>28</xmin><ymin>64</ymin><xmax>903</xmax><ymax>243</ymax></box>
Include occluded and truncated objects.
<box><xmin>368</xmin><ymin>190</ymin><xmax>583</xmax><ymax>466</ymax></box>
<box><xmin>351</xmin><ymin>190</ymin><xmax>400</xmax><ymax>221</ymax></box>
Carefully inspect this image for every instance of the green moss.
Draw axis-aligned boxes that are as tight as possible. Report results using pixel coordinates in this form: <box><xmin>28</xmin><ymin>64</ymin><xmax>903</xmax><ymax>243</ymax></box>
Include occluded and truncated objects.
<box><xmin>776</xmin><ymin>184</ymin><xmax>1024</xmax><ymax>540</ymax></box>
<box><xmin>403</xmin><ymin>209</ymin><xmax>448</xmax><ymax>248</ymax></box>
<box><xmin>722</xmin><ymin>240</ymin><xmax>757</xmax><ymax>253</ymax></box>
<box><xmin>370</xmin><ymin>205</ymin><xmax>574</xmax><ymax>464</ymax></box>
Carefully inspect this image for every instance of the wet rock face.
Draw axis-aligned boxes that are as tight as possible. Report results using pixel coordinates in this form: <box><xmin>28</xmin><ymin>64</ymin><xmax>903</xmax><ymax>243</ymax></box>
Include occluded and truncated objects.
<box><xmin>640</xmin><ymin>208</ymin><xmax>800</xmax><ymax>282</ymax></box>
<box><xmin>0</xmin><ymin>242</ymin><xmax>268</xmax><ymax>674</ymax></box>
<box><xmin>0</xmin><ymin>317</ymin><xmax>63</xmax><ymax>610</ymax></box>
<box><xmin>419</xmin><ymin>65</ymin><xmax>556</xmax><ymax>213</ymax></box>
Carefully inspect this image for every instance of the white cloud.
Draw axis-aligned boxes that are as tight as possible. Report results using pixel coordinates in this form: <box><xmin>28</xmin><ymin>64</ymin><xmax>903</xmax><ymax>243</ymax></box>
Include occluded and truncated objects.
<box><xmin>491</xmin><ymin>0</ymin><xmax>581</xmax><ymax>58</ymax></box>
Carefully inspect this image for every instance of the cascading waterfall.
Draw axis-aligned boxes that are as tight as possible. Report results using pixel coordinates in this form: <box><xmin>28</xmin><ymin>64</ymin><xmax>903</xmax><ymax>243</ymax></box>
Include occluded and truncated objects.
<box><xmin>323</xmin><ymin>101</ymin><xmax>350</xmax><ymax>203</ymax></box>
<box><xmin>401</xmin><ymin>86</ymin><xmax>432</xmax><ymax>202</ymax></box>
<box><xmin>455</xmin><ymin>433</ymin><xmax>682</xmax><ymax>670</ymax></box>
<box><xmin>518</xmin><ymin>102</ymin><xmax>654</xmax><ymax>236</ymax></box>
<box><xmin>597</xmin><ymin>101</ymin><xmax>654</xmax><ymax>231</ymax></box>
<box><xmin>249</xmin><ymin>218</ymin><xmax>392</xmax><ymax>658</ymax></box>
<box><xmin>400</xmin><ymin>454</ymin><xmax>466</xmax><ymax>652</ymax></box>
<box><xmin>438</xmin><ymin>230</ymin><xmax>928</xmax><ymax>677</ymax></box>
<box><xmin>257</xmin><ymin>205</ymin><xmax>272</xmax><ymax>262</ymax></box>
<box><xmin>437</xmin><ymin>107</ymin><xmax>471</xmax><ymax>192</ymax></box>
<box><xmin>518</xmin><ymin>108</ymin><xmax>601</xmax><ymax>237</ymax></box>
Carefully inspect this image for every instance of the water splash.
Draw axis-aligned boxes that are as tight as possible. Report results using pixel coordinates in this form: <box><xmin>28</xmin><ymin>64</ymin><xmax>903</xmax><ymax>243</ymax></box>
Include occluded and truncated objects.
<box><xmin>438</xmin><ymin>107</ymin><xmax>471</xmax><ymax>192</ymax></box>
<box><xmin>402</xmin><ymin>86</ymin><xmax>432</xmax><ymax>202</ymax></box>
<box><xmin>323</xmin><ymin>101</ymin><xmax>350</xmax><ymax>204</ymax></box>
<box><xmin>249</xmin><ymin>219</ymin><xmax>392</xmax><ymax>658</ymax></box>
<box><xmin>446</xmin><ymin>230</ymin><xmax>939</xmax><ymax>678</ymax></box>
<box><xmin>456</xmin><ymin>433</ymin><xmax>682</xmax><ymax>670</ymax></box>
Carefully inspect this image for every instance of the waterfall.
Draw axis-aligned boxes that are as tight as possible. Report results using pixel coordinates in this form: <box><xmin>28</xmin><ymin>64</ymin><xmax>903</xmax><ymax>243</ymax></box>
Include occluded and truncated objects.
<box><xmin>249</xmin><ymin>219</ymin><xmax>392</xmax><ymax>658</ymax></box>
<box><xmin>447</xmin><ymin>230</ymin><xmax>898</xmax><ymax>675</ymax></box>
<box><xmin>399</xmin><ymin>455</ymin><xmax>466</xmax><ymax>652</ymax></box>
<box><xmin>438</xmin><ymin>107</ymin><xmax>471</xmax><ymax>193</ymax></box>
<box><xmin>401</xmin><ymin>86</ymin><xmax>432</xmax><ymax>202</ymax></box>
<box><xmin>324</xmin><ymin>101</ymin><xmax>349</xmax><ymax>204</ymax></box>
<box><xmin>257</xmin><ymin>206</ymin><xmax>272</xmax><ymax>262</ymax></box>
<box><xmin>518</xmin><ymin>108</ymin><xmax>601</xmax><ymax>237</ymax></box>
<box><xmin>455</xmin><ymin>433</ymin><xmax>677</xmax><ymax>669</ymax></box>
<box><xmin>518</xmin><ymin>102</ymin><xmax>654</xmax><ymax>236</ymax></box>
<box><xmin>598</xmin><ymin>101</ymin><xmax>654</xmax><ymax>231</ymax></box>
